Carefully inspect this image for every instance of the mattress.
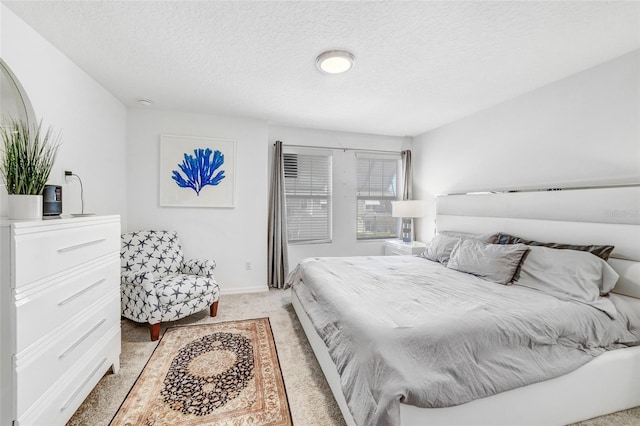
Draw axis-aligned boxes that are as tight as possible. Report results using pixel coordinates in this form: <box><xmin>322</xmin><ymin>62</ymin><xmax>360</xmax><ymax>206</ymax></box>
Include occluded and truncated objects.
<box><xmin>288</xmin><ymin>255</ymin><xmax>640</xmax><ymax>426</ymax></box>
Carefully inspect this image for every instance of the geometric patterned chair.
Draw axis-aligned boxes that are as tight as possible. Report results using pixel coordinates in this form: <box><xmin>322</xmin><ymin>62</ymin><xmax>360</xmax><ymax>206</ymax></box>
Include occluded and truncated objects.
<box><xmin>120</xmin><ymin>230</ymin><xmax>220</xmax><ymax>341</ymax></box>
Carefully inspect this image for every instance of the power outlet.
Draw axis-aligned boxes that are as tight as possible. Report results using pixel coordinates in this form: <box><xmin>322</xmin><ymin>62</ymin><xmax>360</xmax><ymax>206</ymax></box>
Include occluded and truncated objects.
<box><xmin>64</xmin><ymin>170</ymin><xmax>73</xmax><ymax>183</ymax></box>
<box><xmin>245</xmin><ymin>261</ymin><xmax>252</xmax><ymax>271</ymax></box>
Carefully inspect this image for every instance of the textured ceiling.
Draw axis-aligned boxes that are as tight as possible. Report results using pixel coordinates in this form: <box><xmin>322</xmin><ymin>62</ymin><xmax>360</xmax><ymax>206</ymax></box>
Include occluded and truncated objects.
<box><xmin>3</xmin><ymin>1</ymin><xmax>640</xmax><ymax>137</ymax></box>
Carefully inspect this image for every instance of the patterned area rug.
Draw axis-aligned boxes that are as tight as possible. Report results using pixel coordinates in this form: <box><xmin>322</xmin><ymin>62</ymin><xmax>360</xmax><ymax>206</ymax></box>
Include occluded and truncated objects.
<box><xmin>111</xmin><ymin>318</ymin><xmax>292</xmax><ymax>425</ymax></box>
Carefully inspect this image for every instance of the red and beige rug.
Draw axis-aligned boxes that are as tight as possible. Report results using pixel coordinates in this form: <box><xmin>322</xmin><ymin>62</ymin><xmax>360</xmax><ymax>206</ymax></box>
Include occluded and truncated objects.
<box><xmin>111</xmin><ymin>318</ymin><xmax>292</xmax><ymax>425</ymax></box>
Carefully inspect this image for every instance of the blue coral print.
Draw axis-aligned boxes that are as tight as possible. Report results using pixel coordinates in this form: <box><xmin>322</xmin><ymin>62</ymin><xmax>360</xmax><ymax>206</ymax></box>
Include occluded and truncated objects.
<box><xmin>172</xmin><ymin>148</ymin><xmax>225</xmax><ymax>195</ymax></box>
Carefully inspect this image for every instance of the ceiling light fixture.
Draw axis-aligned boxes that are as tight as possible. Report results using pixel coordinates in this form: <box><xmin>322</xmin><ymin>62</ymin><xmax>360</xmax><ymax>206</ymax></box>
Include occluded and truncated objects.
<box><xmin>137</xmin><ymin>98</ymin><xmax>153</xmax><ymax>107</ymax></box>
<box><xmin>316</xmin><ymin>50</ymin><xmax>355</xmax><ymax>74</ymax></box>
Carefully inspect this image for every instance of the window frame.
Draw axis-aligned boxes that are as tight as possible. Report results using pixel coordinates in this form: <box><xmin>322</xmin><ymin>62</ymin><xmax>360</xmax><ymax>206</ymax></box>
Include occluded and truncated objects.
<box><xmin>283</xmin><ymin>148</ymin><xmax>333</xmax><ymax>245</ymax></box>
<box><xmin>355</xmin><ymin>153</ymin><xmax>403</xmax><ymax>241</ymax></box>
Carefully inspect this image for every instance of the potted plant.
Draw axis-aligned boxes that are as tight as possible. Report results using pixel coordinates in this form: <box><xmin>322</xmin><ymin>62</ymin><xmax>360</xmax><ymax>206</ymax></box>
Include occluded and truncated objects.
<box><xmin>0</xmin><ymin>118</ymin><xmax>60</xmax><ymax>220</ymax></box>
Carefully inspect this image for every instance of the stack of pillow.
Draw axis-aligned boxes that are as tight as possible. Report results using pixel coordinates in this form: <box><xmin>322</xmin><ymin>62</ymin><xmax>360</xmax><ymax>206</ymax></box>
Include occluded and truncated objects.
<box><xmin>422</xmin><ymin>231</ymin><xmax>618</xmax><ymax>316</ymax></box>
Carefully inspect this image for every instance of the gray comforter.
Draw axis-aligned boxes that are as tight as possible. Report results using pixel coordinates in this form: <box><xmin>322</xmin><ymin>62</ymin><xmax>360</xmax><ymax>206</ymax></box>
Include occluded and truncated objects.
<box><xmin>287</xmin><ymin>256</ymin><xmax>640</xmax><ymax>426</ymax></box>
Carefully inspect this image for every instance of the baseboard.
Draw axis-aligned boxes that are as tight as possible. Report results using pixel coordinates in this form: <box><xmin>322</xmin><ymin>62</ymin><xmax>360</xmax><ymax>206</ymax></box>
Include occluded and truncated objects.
<box><xmin>220</xmin><ymin>284</ymin><xmax>269</xmax><ymax>295</ymax></box>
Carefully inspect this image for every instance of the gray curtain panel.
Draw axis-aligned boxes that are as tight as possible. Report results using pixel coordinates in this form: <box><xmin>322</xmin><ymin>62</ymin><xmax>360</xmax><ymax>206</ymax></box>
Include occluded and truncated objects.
<box><xmin>402</xmin><ymin>150</ymin><xmax>412</xmax><ymax>200</ymax></box>
<box><xmin>401</xmin><ymin>150</ymin><xmax>415</xmax><ymax>240</ymax></box>
<box><xmin>267</xmin><ymin>141</ymin><xmax>290</xmax><ymax>289</ymax></box>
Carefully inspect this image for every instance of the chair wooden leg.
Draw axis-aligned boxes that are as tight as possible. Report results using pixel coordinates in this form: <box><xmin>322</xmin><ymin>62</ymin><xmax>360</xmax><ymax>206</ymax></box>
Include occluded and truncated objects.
<box><xmin>210</xmin><ymin>300</ymin><xmax>219</xmax><ymax>317</ymax></box>
<box><xmin>149</xmin><ymin>323</ymin><xmax>161</xmax><ymax>341</ymax></box>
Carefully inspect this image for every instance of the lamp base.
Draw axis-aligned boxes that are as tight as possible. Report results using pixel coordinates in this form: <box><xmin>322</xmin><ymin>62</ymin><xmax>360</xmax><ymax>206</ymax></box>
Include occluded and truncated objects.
<box><xmin>401</xmin><ymin>218</ymin><xmax>413</xmax><ymax>242</ymax></box>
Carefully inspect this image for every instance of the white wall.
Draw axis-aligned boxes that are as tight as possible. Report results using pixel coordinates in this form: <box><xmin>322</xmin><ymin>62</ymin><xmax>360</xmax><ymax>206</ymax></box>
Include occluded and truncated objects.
<box><xmin>413</xmin><ymin>49</ymin><xmax>640</xmax><ymax>241</ymax></box>
<box><xmin>269</xmin><ymin>125</ymin><xmax>411</xmax><ymax>270</ymax></box>
<box><xmin>127</xmin><ymin>109</ymin><xmax>269</xmax><ymax>294</ymax></box>
<box><xmin>0</xmin><ymin>5</ymin><xmax>128</xmax><ymax>223</ymax></box>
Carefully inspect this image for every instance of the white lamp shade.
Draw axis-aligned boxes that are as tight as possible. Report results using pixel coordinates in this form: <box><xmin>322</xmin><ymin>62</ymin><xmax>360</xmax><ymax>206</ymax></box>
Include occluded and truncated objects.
<box><xmin>391</xmin><ymin>200</ymin><xmax>426</xmax><ymax>218</ymax></box>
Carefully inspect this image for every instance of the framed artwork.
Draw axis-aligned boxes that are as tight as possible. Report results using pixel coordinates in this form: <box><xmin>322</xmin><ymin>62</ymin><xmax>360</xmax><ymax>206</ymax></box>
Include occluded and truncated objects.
<box><xmin>160</xmin><ymin>134</ymin><xmax>236</xmax><ymax>208</ymax></box>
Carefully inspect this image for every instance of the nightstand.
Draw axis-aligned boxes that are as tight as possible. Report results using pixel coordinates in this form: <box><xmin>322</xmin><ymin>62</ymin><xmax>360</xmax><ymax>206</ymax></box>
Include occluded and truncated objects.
<box><xmin>384</xmin><ymin>240</ymin><xmax>426</xmax><ymax>256</ymax></box>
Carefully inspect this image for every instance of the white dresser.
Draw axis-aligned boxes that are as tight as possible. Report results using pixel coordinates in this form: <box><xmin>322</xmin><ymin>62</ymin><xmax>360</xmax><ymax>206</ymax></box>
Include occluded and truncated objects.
<box><xmin>0</xmin><ymin>215</ymin><xmax>121</xmax><ymax>426</ymax></box>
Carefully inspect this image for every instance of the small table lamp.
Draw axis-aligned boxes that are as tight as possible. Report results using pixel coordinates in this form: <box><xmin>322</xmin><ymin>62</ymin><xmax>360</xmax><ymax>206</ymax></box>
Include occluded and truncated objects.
<box><xmin>391</xmin><ymin>200</ymin><xmax>425</xmax><ymax>242</ymax></box>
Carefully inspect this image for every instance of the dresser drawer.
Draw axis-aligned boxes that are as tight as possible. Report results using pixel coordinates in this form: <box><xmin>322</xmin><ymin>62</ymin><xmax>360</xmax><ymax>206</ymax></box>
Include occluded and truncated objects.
<box><xmin>13</xmin><ymin>221</ymin><xmax>119</xmax><ymax>288</ymax></box>
<box><xmin>14</xmin><ymin>324</ymin><xmax>120</xmax><ymax>426</ymax></box>
<box><xmin>14</xmin><ymin>255</ymin><xmax>119</xmax><ymax>353</ymax></box>
<box><xmin>13</xmin><ymin>292</ymin><xmax>120</xmax><ymax>417</ymax></box>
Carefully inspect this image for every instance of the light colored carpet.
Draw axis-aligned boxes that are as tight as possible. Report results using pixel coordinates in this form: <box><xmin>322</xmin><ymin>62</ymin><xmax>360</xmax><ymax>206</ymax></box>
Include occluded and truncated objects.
<box><xmin>67</xmin><ymin>289</ymin><xmax>639</xmax><ymax>426</ymax></box>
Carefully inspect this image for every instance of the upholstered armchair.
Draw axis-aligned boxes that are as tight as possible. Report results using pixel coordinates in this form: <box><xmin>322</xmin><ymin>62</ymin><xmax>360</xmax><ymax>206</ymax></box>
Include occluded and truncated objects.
<box><xmin>120</xmin><ymin>230</ymin><xmax>220</xmax><ymax>340</ymax></box>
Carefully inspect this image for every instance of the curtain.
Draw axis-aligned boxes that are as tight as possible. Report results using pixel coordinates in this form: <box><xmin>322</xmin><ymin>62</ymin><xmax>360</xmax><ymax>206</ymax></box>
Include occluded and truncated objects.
<box><xmin>267</xmin><ymin>141</ymin><xmax>290</xmax><ymax>289</ymax></box>
<box><xmin>401</xmin><ymin>150</ymin><xmax>414</xmax><ymax>240</ymax></box>
<box><xmin>402</xmin><ymin>149</ymin><xmax>412</xmax><ymax>200</ymax></box>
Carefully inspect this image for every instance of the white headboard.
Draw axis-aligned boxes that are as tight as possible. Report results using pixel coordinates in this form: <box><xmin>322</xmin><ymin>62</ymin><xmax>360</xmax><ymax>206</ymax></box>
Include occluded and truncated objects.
<box><xmin>435</xmin><ymin>186</ymin><xmax>640</xmax><ymax>298</ymax></box>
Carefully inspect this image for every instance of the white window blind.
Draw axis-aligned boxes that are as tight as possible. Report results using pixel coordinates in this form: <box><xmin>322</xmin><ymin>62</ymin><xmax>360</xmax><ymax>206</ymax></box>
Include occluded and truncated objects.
<box><xmin>356</xmin><ymin>156</ymin><xmax>400</xmax><ymax>240</ymax></box>
<box><xmin>284</xmin><ymin>151</ymin><xmax>332</xmax><ymax>243</ymax></box>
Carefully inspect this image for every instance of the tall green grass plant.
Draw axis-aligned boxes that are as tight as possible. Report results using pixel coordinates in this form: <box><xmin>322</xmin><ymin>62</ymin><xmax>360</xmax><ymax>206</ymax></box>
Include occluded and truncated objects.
<box><xmin>0</xmin><ymin>119</ymin><xmax>60</xmax><ymax>195</ymax></box>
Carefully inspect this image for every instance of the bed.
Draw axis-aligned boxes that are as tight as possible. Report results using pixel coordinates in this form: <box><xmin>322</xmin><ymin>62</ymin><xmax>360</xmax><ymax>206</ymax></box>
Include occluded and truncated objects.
<box><xmin>288</xmin><ymin>186</ymin><xmax>640</xmax><ymax>426</ymax></box>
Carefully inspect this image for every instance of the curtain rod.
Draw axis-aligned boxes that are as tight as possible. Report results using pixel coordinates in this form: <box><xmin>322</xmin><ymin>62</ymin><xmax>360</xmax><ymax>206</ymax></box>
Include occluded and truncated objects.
<box><xmin>277</xmin><ymin>142</ymin><xmax>404</xmax><ymax>155</ymax></box>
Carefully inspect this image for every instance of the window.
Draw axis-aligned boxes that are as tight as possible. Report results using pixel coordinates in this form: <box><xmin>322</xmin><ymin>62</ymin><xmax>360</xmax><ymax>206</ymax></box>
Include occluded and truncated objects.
<box><xmin>284</xmin><ymin>151</ymin><xmax>332</xmax><ymax>243</ymax></box>
<box><xmin>356</xmin><ymin>155</ymin><xmax>401</xmax><ymax>240</ymax></box>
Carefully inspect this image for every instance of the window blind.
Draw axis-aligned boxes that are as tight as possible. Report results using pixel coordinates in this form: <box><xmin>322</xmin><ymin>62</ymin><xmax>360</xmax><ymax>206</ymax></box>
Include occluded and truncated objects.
<box><xmin>356</xmin><ymin>157</ymin><xmax>400</xmax><ymax>240</ymax></box>
<box><xmin>284</xmin><ymin>152</ymin><xmax>332</xmax><ymax>243</ymax></box>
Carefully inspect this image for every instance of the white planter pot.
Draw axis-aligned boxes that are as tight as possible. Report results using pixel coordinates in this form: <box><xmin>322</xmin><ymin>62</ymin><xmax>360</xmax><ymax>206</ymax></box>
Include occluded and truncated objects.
<box><xmin>7</xmin><ymin>194</ymin><xmax>43</xmax><ymax>220</ymax></box>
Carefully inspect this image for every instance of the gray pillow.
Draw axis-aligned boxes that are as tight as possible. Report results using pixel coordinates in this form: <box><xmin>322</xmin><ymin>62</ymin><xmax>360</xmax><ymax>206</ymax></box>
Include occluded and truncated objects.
<box><xmin>447</xmin><ymin>239</ymin><xmax>529</xmax><ymax>285</ymax></box>
<box><xmin>440</xmin><ymin>230</ymin><xmax>499</xmax><ymax>244</ymax></box>
<box><xmin>422</xmin><ymin>234</ymin><xmax>461</xmax><ymax>264</ymax></box>
<box><xmin>515</xmin><ymin>245</ymin><xmax>620</xmax><ymax>297</ymax></box>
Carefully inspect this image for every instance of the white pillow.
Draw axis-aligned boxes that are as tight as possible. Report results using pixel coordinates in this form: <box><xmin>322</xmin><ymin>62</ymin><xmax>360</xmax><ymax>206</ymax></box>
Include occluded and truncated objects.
<box><xmin>514</xmin><ymin>245</ymin><xmax>619</xmax><ymax>317</ymax></box>
<box><xmin>422</xmin><ymin>234</ymin><xmax>460</xmax><ymax>264</ymax></box>
<box><xmin>447</xmin><ymin>239</ymin><xmax>529</xmax><ymax>285</ymax></box>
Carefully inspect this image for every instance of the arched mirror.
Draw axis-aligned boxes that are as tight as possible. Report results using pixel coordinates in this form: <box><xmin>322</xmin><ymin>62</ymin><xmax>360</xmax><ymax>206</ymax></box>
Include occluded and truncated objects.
<box><xmin>1</xmin><ymin>59</ymin><xmax>37</xmax><ymax>217</ymax></box>
<box><xmin>0</xmin><ymin>58</ymin><xmax>36</xmax><ymax>126</ymax></box>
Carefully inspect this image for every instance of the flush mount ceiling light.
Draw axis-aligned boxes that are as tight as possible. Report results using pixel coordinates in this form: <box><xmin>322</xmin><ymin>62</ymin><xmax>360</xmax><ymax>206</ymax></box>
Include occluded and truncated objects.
<box><xmin>137</xmin><ymin>98</ymin><xmax>153</xmax><ymax>106</ymax></box>
<box><xmin>316</xmin><ymin>50</ymin><xmax>355</xmax><ymax>74</ymax></box>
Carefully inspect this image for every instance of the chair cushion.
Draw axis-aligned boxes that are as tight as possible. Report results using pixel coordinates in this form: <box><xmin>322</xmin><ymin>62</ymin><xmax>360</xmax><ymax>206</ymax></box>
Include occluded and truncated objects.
<box><xmin>160</xmin><ymin>294</ymin><xmax>216</xmax><ymax>322</ymax></box>
<box><xmin>155</xmin><ymin>274</ymin><xmax>217</xmax><ymax>306</ymax></box>
<box><xmin>121</xmin><ymin>230</ymin><xmax>183</xmax><ymax>278</ymax></box>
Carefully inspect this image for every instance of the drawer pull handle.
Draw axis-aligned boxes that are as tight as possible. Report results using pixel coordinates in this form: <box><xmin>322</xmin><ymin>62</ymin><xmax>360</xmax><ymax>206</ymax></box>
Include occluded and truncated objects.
<box><xmin>57</xmin><ymin>238</ymin><xmax>106</xmax><ymax>253</ymax></box>
<box><xmin>60</xmin><ymin>357</ymin><xmax>107</xmax><ymax>412</ymax></box>
<box><xmin>58</xmin><ymin>279</ymin><xmax>106</xmax><ymax>306</ymax></box>
<box><xmin>59</xmin><ymin>318</ymin><xmax>106</xmax><ymax>360</ymax></box>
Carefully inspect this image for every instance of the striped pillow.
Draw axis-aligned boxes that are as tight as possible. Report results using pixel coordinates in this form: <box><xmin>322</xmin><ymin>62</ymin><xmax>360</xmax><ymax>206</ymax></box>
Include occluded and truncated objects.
<box><xmin>496</xmin><ymin>233</ymin><xmax>614</xmax><ymax>261</ymax></box>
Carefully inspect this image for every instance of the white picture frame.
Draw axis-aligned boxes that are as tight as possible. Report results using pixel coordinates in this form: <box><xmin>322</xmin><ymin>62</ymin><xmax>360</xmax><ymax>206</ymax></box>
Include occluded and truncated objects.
<box><xmin>159</xmin><ymin>134</ymin><xmax>236</xmax><ymax>208</ymax></box>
